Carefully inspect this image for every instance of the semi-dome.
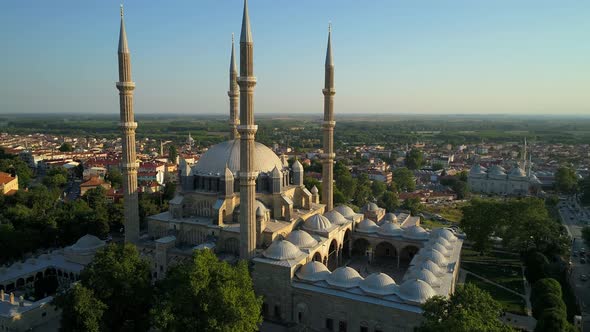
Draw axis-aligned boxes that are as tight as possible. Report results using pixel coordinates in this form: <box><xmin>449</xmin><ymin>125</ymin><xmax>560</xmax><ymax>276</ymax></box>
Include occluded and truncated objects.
<box><xmin>286</xmin><ymin>230</ymin><xmax>318</xmax><ymax>249</ymax></box>
<box><xmin>383</xmin><ymin>213</ymin><xmax>398</xmax><ymax>223</ymax></box>
<box><xmin>303</xmin><ymin>214</ymin><xmax>333</xmax><ymax>232</ymax></box>
<box><xmin>359</xmin><ymin>273</ymin><xmax>397</xmax><ymax>296</ymax></box>
<box><xmin>192</xmin><ymin>139</ymin><xmax>283</xmax><ymax>175</ymax></box>
<box><xmin>378</xmin><ymin>222</ymin><xmax>402</xmax><ymax>236</ymax></box>
<box><xmin>407</xmin><ymin>268</ymin><xmax>442</xmax><ymax>287</ymax></box>
<box><xmin>334</xmin><ymin>205</ymin><xmax>355</xmax><ymax>218</ymax></box>
<box><xmin>327</xmin><ymin>267</ymin><xmax>363</xmax><ymax>288</ymax></box>
<box><xmin>69</xmin><ymin>234</ymin><xmax>105</xmax><ymax>251</ymax></box>
<box><xmin>431</xmin><ymin>228</ymin><xmax>457</xmax><ymax>243</ymax></box>
<box><xmin>324</xmin><ymin>210</ymin><xmax>348</xmax><ymax>225</ymax></box>
<box><xmin>295</xmin><ymin>261</ymin><xmax>331</xmax><ymax>282</ymax></box>
<box><xmin>263</xmin><ymin>240</ymin><xmax>304</xmax><ymax>261</ymax></box>
<box><xmin>403</xmin><ymin>225</ymin><xmax>429</xmax><ymax>240</ymax></box>
<box><xmin>488</xmin><ymin>165</ymin><xmax>506</xmax><ymax>178</ymax></box>
<box><xmin>356</xmin><ymin>219</ymin><xmax>379</xmax><ymax>233</ymax></box>
<box><xmin>364</xmin><ymin>202</ymin><xmax>379</xmax><ymax>211</ymax></box>
<box><xmin>399</xmin><ymin>279</ymin><xmax>437</xmax><ymax>303</ymax></box>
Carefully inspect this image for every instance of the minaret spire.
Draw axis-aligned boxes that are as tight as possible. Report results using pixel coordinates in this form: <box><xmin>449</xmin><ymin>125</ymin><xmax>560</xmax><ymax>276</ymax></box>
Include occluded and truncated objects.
<box><xmin>321</xmin><ymin>23</ymin><xmax>336</xmax><ymax>212</ymax></box>
<box><xmin>116</xmin><ymin>5</ymin><xmax>140</xmax><ymax>243</ymax></box>
<box><xmin>228</xmin><ymin>33</ymin><xmax>240</xmax><ymax>140</ymax></box>
<box><xmin>237</xmin><ymin>0</ymin><xmax>258</xmax><ymax>259</ymax></box>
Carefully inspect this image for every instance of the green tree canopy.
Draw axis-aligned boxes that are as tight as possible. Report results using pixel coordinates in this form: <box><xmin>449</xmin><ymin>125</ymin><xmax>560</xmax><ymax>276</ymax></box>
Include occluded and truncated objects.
<box><xmin>392</xmin><ymin>167</ymin><xmax>416</xmax><ymax>192</ymax></box>
<box><xmin>419</xmin><ymin>283</ymin><xmax>513</xmax><ymax>332</ymax></box>
<box><xmin>582</xmin><ymin>226</ymin><xmax>590</xmax><ymax>248</ymax></box>
<box><xmin>59</xmin><ymin>142</ymin><xmax>74</xmax><ymax>152</ymax></box>
<box><xmin>105</xmin><ymin>169</ymin><xmax>123</xmax><ymax>189</ymax></box>
<box><xmin>168</xmin><ymin>145</ymin><xmax>178</xmax><ymax>163</ymax></box>
<box><xmin>152</xmin><ymin>249</ymin><xmax>262</xmax><ymax>332</ymax></box>
<box><xmin>54</xmin><ymin>283</ymin><xmax>106</xmax><ymax>332</ymax></box>
<box><xmin>554</xmin><ymin>166</ymin><xmax>578</xmax><ymax>194</ymax></box>
<box><xmin>405</xmin><ymin>149</ymin><xmax>424</xmax><ymax>170</ymax></box>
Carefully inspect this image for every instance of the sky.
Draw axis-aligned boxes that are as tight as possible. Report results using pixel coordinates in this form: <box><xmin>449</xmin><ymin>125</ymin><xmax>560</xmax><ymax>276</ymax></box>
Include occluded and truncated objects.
<box><xmin>0</xmin><ymin>0</ymin><xmax>589</xmax><ymax>115</ymax></box>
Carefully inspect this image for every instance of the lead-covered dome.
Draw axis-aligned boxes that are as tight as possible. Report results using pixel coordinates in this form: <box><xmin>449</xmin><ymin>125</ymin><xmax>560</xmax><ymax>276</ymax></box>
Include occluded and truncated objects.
<box><xmin>378</xmin><ymin>222</ymin><xmax>402</xmax><ymax>236</ymax></box>
<box><xmin>356</xmin><ymin>219</ymin><xmax>379</xmax><ymax>233</ymax></box>
<box><xmin>420</xmin><ymin>260</ymin><xmax>445</xmax><ymax>276</ymax></box>
<box><xmin>434</xmin><ymin>237</ymin><xmax>453</xmax><ymax>250</ymax></box>
<box><xmin>263</xmin><ymin>240</ymin><xmax>303</xmax><ymax>261</ymax></box>
<box><xmin>383</xmin><ymin>213</ymin><xmax>398</xmax><ymax>223</ymax></box>
<box><xmin>68</xmin><ymin>234</ymin><xmax>105</xmax><ymax>252</ymax></box>
<box><xmin>364</xmin><ymin>202</ymin><xmax>379</xmax><ymax>211</ymax></box>
<box><xmin>403</xmin><ymin>225</ymin><xmax>429</xmax><ymax>240</ymax></box>
<box><xmin>324</xmin><ymin>210</ymin><xmax>348</xmax><ymax>225</ymax></box>
<box><xmin>431</xmin><ymin>228</ymin><xmax>457</xmax><ymax>243</ymax></box>
<box><xmin>296</xmin><ymin>261</ymin><xmax>331</xmax><ymax>282</ymax></box>
<box><xmin>359</xmin><ymin>273</ymin><xmax>397</xmax><ymax>296</ymax></box>
<box><xmin>327</xmin><ymin>267</ymin><xmax>363</xmax><ymax>288</ymax></box>
<box><xmin>286</xmin><ymin>230</ymin><xmax>318</xmax><ymax>249</ymax></box>
<box><xmin>193</xmin><ymin>139</ymin><xmax>283</xmax><ymax>175</ymax></box>
<box><xmin>304</xmin><ymin>214</ymin><xmax>333</xmax><ymax>232</ymax></box>
<box><xmin>416</xmin><ymin>249</ymin><xmax>447</xmax><ymax>267</ymax></box>
<box><xmin>334</xmin><ymin>205</ymin><xmax>355</xmax><ymax>218</ymax></box>
<box><xmin>399</xmin><ymin>279</ymin><xmax>437</xmax><ymax>303</ymax></box>
<box><xmin>425</xmin><ymin>243</ymin><xmax>450</xmax><ymax>257</ymax></box>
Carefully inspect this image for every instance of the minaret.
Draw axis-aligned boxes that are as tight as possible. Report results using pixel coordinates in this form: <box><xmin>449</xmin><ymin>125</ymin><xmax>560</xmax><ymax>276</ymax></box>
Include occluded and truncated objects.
<box><xmin>321</xmin><ymin>24</ymin><xmax>336</xmax><ymax>212</ymax></box>
<box><xmin>116</xmin><ymin>5</ymin><xmax>140</xmax><ymax>244</ymax></box>
<box><xmin>237</xmin><ymin>0</ymin><xmax>258</xmax><ymax>259</ymax></box>
<box><xmin>522</xmin><ymin>137</ymin><xmax>527</xmax><ymax>167</ymax></box>
<box><xmin>228</xmin><ymin>34</ymin><xmax>240</xmax><ymax>140</ymax></box>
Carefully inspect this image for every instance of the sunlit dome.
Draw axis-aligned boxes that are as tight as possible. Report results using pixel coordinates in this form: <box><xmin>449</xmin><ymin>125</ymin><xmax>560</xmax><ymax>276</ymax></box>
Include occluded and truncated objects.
<box><xmin>286</xmin><ymin>230</ymin><xmax>318</xmax><ymax>249</ymax></box>
<box><xmin>378</xmin><ymin>222</ymin><xmax>403</xmax><ymax>237</ymax></box>
<box><xmin>420</xmin><ymin>260</ymin><xmax>445</xmax><ymax>276</ymax></box>
<box><xmin>69</xmin><ymin>234</ymin><xmax>105</xmax><ymax>252</ymax></box>
<box><xmin>359</xmin><ymin>273</ymin><xmax>398</xmax><ymax>296</ymax></box>
<box><xmin>399</xmin><ymin>279</ymin><xmax>437</xmax><ymax>304</ymax></box>
<box><xmin>408</xmin><ymin>268</ymin><xmax>442</xmax><ymax>287</ymax></box>
<box><xmin>263</xmin><ymin>240</ymin><xmax>304</xmax><ymax>261</ymax></box>
<box><xmin>324</xmin><ymin>210</ymin><xmax>348</xmax><ymax>225</ymax></box>
<box><xmin>431</xmin><ymin>228</ymin><xmax>457</xmax><ymax>243</ymax></box>
<box><xmin>488</xmin><ymin>165</ymin><xmax>506</xmax><ymax>177</ymax></box>
<box><xmin>295</xmin><ymin>261</ymin><xmax>331</xmax><ymax>282</ymax></box>
<box><xmin>403</xmin><ymin>225</ymin><xmax>429</xmax><ymax>240</ymax></box>
<box><xmin>356</xmin><ymin>219</ymin><xmax>379</xmax><ymax>234</ymax></box>
<box><xmin>327</xmin><ymin>267</ymin><xmax>364</xmax><ymax>288</ymax></box>
<box><xmin>303</xmin><ymin>214</ymin><xmax>333</xmax><ymax>232</ymax></box>
<box><xmin>364</xmin><ymin>202</ymin><xmax>379</xmax><ymax>212</ymax></box>
<box><xmin>192</xmin><ymin>139</ymin><xmax>283</xmax><ymax>175</ymax></box>
<box><xmin>509</xmin><ymin>166</ymin><xmax>527</xmax><ymax>178</ymax></box>
<box><xmin>425</xmin><ymin>243</ymin><xmax>450</xmax><ymax>257</ymax></box>
<box><xmin>434</xmin><ymin>237</ymin><xmax>453</xmax><ymax>250</ymax></box>
<box><xmin>334</xmin><ymin>205</ymin><xmax>356</xmax><ymax>218</ymax></box>
<box><xmin>469</xmin><ymin>164</ymin><xmax>486</xmax><ymax>176</ymax></box>
<box><xmin>383</xmin><ymin>213</ymin><xmax>398</xmax><ymax>223</ymax></box>
<box><xmin>418</xmin><ymin>249</ymin><xmax>447</xmax><ymax>267</ymax></box>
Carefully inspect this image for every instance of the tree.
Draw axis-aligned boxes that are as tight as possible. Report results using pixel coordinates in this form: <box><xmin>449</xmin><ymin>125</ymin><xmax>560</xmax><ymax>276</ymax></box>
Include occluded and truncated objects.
<box><xmin>461</xmin><ymin>199</ymin><xmax>504</xmax><ymax>253</ymax></box>
<box><xmin>405</xmin><ymin>149</ymin><xmax>424</xmax><ymax>170</ymax></box>
<box><xmin>580</xmin><ymin>176</ymin><xmax>590</xmax><ymax>205</ymax></box>
<box><xmin>54</xmin><ymin>283</ymin><xmax>106</xmax><ymax>332</ymax></box>
<box><xmin>392</xmin><ymin>167</ymin><xmax>416</xmax><ymax>192</ymax></box>
<box><xmin>534</xmin><ymin>308</ymin><xmax>577</xmax><ymax>332</ymax></box>
<box><xmin>419</xmin><ymin>283</ymin><xmax>513</xmax><ymax>332</ymax></box>
<box><xmin>59</xmin><ymin>142</ymin><xmax>74</xmax><ymax>152</ymax></box>
<box><xmin>168</xmin><ymin>145</ymin><xmax>178</xmax><ymax>163</ymax></box>
<box><xmin>105</xmin><ymin>169</ymin><xmax>123</xmax><ymax>189</ymax></box>
<box><xmin>379</xmin><ymin>191</ymin><xmax>399</xmax><ymax>212</ymax></box>
<box><xmin>554</xmin><ymin>166</ymin><xmax>578</xmax><ymax>194</ymax></box>
<box><xmin>524</xmin><ymin>251</ymin><xmax>549</xmax><ymax>284</ymax></box>
<box><xmin>432</xmin><ymin>162</ymin><xmax>444</xmax><ymax>171</ymax></box>
<box><xmin>0</xmin><ymin>157</ymin><xmax>33</xmax><ymax>188</ymax></box>
<box><xmin>77</xmin><ymin>243</ymin><xmax>153</xmax><ymax>332</ymax></box>
<box><xmin>401</xmin><ymin>197</ymin><xmax>423</xmax><ymax>215</ymax></box>
<box><xmin>582</xmin><ymin>226</ymin><xmax>590</xmax><ymax>248</ymax></box>
<box><xmin>152</xmin><ymin>249</ymin><xmax>262</xmax><ymax>331</ymax></box>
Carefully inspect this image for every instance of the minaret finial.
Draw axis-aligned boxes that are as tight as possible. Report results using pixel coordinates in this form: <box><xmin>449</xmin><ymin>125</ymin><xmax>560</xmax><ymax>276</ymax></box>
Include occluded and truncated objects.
<box><xmin>240</xmin><ymin>0</ymin><xmax>253</xmax><ymax>43</ymax></box>
<box><xmin>325</xmin><ymin>23</ymin><xmax>334</xmax><ymax>67</ymax></box>
<box><xmin>120</xmin><ymin>4</ymin><xmax>124</xmax><ymax>17</ymax></box>
<box><xmin>118</xmin><ymin>4</ymin><xmax>129</xmax><ymax>53</ymax></box>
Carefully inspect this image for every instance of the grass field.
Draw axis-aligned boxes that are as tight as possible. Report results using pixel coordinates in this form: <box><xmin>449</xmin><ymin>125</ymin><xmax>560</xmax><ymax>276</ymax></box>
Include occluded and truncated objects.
<box><xmin>462</xmin><ymin>262</ymin><xmax>525</xmax><ymax>294</ymax></box>
<box><xmin>423</xmin><ymin>203</ymin><xmax>465</xmax><ymax>223</ymax></box>
<box><xmin>465</xmin><ymin>274</ymin><xmax>527</xmax><ymax>315</ymax></box>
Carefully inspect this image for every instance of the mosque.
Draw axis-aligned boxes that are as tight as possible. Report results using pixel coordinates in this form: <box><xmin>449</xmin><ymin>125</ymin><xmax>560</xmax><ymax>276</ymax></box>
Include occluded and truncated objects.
<box><xmin>125</xmin><ymin>1</ymin><xmax>464</xmax><ymax>331</ymax></box>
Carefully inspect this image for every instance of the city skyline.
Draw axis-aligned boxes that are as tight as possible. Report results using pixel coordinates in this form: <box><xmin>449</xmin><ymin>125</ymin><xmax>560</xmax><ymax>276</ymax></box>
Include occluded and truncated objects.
<box><xmin>1</xmin><ymin>0</ymin><xmax>589</xmax><ymax>115</ymax></box>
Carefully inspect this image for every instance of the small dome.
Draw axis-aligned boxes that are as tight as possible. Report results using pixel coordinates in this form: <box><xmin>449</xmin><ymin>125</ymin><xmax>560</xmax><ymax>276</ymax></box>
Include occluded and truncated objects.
<box><xmin>327</xmin><ymin>267</ymin><xmax>364</xmax><ymax>288</ymax></box>
<box><xmin>256</xmin><ymin>206</ymin><xmax>265</xmax><ymax>218</ymax></box>
<box><xmin>25</xmin><ymin>258</ymin><xmax>37</xmax><ymax>265</ymax></box>
<box><xmin>324</xmin><ymin>210</ymin><xmax>348</xmax><ymax>225</ymax></box>
<box><xmin>383</xmin><ymin>213</ymin><xmax>398</xmax><ymax>223</ymax></box>
<box><xmin>403</xmin><ymin>225</ymin><xmax>429</xmax><ymax>240</ymax></box>
<box><xmin>431</xmin><ymin>228</ymin><xmax>457</xmax><ymax>243</ymax></box>
<box><xmin>488</xmin><ymin>165</ymin><xmax>506</xmax><ymax>177</ymax></box>
<box><xmin>263</xmin><ymin>240</ymin><xmax>304</xmax><ymax>261</ymax></box>
<box><xmin>412</xmin><ymin>269</ymin><xmax>442</xmax><ymax>287</ymax></box>
<box><xmin>303</xmin><ymin>214</ymin><xmax>333</xmax><ymax>232</ymax></box>
<box><xmin>71</xmin><ymin>234</ymin><xmax>105</xmax><ymax>251</ymax></box>
<box><xmin>334</xmin><ymin>205</ymin><xmax>356</xmax><ymax>218</ymax></box>
<box><xmin>509</xmin><ymin>166</ymin><xmax>527</xmax><ymax>178</ymax></box>
<box><xmin>292</xmin><ymin>159</ymin><xmax>303</xmax><ymax>172</ymax></box>
<box><xmin>356</xmin><ymin>219</ymin><xmax>379</xmax><ymax>234</ymax></box>
<box><xmin>378</xmin><ymin>222</ymin><xmax>403</xmax><ymax>236</ymax></box>
<box><xmin>295</xmin><ymin>261</ymin><xmax>331</xmax><ymax>282</ymax></box>
<box><xmin>311</xmin><ymin>185</ymin><xmax>319</xmax><ymax>194</ymax></box>
<box><xmin>359</xmin><ymin>273</ymin><xmax>397</xmax><ymax>296</ymax></box>
<box><xmin>286</xmin><ymin>230</ymin><xmax>318</xmax><ymax>249</ymax></box>
<box><xmin>469</xmin><ymin>164</ymin><xmax>486</xmax><ymax>176</ymax></box>
<box><xmin>420</xmin><ymin>260</ymin><xmax>445</xmax><ymax>276</ymax></box>
<box><xmin>364</xmin><ymin>202</ymin><xmax>379</xmax><ymax>212</ymax></box>
<box><xmin>426</xmin><ymin>243</ymin><xmax>450</xmax><ymax>257</ymax></box>
<box><xmin>434</xmin><ymin>237</ymin><xmax>453</xmax><ymax>250</ymax></box>
<box><xmin>417</xmin><ymin>249</ymin><xmax>447</xmax><ymax>267</ymax></box>
<box><xmin>399</xmin><ymin>279</ymin><xmax>437</xmax><ymax>303</ymax></box>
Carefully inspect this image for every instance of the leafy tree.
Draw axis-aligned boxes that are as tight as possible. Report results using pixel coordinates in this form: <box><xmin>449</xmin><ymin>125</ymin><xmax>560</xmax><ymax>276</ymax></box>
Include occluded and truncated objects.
<box><xmin>554</xmin><ymin>166</ymin><xmax>578</xmax><ymax>194</ymax></box>
<box><xmin>524</xmin><ymin>251</ymin><xmax>549</xmax><ymax>284</ymax></box>
<box><xmin>163</xmin><ymin>182</ymin><xmax>177</xmax><ymax>201</ymax></box>
<box><xmin>405</xmin><ymin>149</ymin><xmax>424</xmax><ymax>170</ymax></box>
<box><xmin>580</xmin><ymin>176</ymin><xmax>590</xmax><ymax>205</ymax></box>
<box><xmin>379</xmin><ymin>191</ymin><xmax>399</xmax><ymax>212</ymax></box>
<box><xmin>0</xmin><ymin>157</ymin><xmax>33</xmax><ymax>188</ymax></box>
<box><xmin>582</xmin><ymin>226</ymin><xmax>590</xmax><ymax>248</ymax></box>
<box><xmin>168</xmin><ymin>145</ymin><xmax>178</xmax><ymax>163</ymax></box>
<box><xmin>419</xmin><ymin>283</ymin><xmax>513</xmax><ymax>332</ymax></box>
<box><xmin>76</xmin><ymin>243</ymin><xmax>153</xmax><ymax>332</ymax></box>
<box><xmin>370</xmin><ymin>181</ymin><xmax>387</xmax><ymax>200</ymax></box>
<box><xmin>303</xmin><ymin>176</ymin><xmax>321</xmax><ymax>196</ymax></box>
<box><xmin>461</xmin><ymin>199</ymin><xmax>504</xmax><ymax>253</ymax></box>
<box><xmin>334</xmin><ymin>162</ymin><xmax>355</xmax><ymax>200</ymax></box>
<box><xmin>534</xmin><ymin>308</ymin><xmax>577</xmax><ymax>332</ymax></box>
<box><xmin>152</xmin><ymin>249</ymin><xmax>262</xmax><ymax>331</ymax></box>
<box><xmin>105</xmin><ymin>169</ymin><xmax>123</xmax><ymax>189</ymax></box>
<box><xmin>401</xmin><ymin>197</ymin><xmax>423</xmax><ymax>215</ymax></box>
<box><xmin>55</xmin><ymin>283</ymin><xmax>106</xmax><ymax>332</ymax></box>
<box><xmin>432</xmin><ymin>162</ymin><xmax>444</xmax><ymax>171</ymax></box>
<box><xmin>392</xmin><ymin>167</ymin><xmax>416</xmax><ymax>192</ymax></box>
<box><xmin>59</xmin><ymin>142</ymin><xmax>74</xmax><ymax>152</ymax></box>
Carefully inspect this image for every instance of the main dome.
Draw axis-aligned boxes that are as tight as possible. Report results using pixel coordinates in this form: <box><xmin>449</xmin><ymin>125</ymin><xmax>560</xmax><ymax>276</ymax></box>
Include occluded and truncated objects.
<box><xmin>193</xmin><ymin>139</ymin><xmax>283</xmax><ymax>175</ymax></box>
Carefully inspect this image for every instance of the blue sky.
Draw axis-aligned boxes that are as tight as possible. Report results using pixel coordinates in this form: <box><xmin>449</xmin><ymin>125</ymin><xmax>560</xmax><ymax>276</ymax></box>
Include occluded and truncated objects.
<box><xmin>1</xmin><ymin>0</ymin><xmax>588</xmax><ymax>115</ymax></box>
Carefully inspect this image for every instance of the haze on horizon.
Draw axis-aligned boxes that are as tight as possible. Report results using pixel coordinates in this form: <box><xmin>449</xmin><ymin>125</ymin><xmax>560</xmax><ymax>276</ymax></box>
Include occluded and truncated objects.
<box><xmin>1</xmin><ymin>0</ymin><xmax>588</xmax><ymax>116</ymax></box>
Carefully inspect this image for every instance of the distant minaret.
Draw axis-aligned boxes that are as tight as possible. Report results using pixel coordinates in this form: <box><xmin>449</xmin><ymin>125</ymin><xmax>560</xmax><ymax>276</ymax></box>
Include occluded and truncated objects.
<box><xmin>160</xmin><ymin>140</ymin><xmax>164</xmax><ymax>156</ymax></box>
<box><xmin>228</xmin><ymin>33</ymin><xmax>240</xmax><ymax>140</ymax></box>
<box><xmin>116</xmin><ymin>5</ymin><xmax>140</xmax><ymax>243</ymax></box>
<box><xmin>522</xmin><ymin>137</ymin><xmax>527</xmax><ymax>167</ymax></box>
<box><xmin>321</xmin><ymin>24</ymin><xmax>336</xmax><ymax>212</ymax></box>
<box><xmin>237</xmin><ymin>0</ymin><xmax>258</xmax><ymax>259</ymax></box>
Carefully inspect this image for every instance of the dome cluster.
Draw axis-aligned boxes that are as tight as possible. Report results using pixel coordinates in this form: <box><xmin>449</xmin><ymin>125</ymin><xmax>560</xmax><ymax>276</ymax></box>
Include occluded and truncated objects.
<box><xmin>303</xmin><ymin>214</ymin><xmax>334</xmax><ymax>232</ymax></box>
<box><xmin>355</xmin><ymin>221</ymin><xmax>430</xmax><ymax>240</ymax></box>
<box><xmin>294</xmin><ymin>262</ymin><xmax>437</xmax><ymax>304</ymax></box>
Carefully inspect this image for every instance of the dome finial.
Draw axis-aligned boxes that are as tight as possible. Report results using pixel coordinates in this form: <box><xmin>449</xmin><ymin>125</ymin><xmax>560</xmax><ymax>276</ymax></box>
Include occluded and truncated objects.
<box><xmin>120</xmin><ymin>4</ymin><xmax>124</xmax><ymax>17</ymax></box>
